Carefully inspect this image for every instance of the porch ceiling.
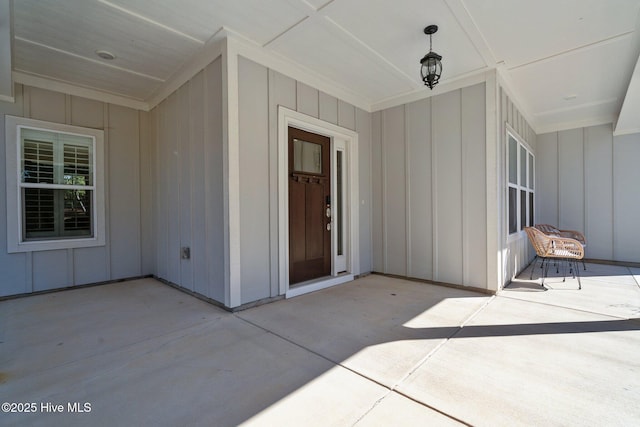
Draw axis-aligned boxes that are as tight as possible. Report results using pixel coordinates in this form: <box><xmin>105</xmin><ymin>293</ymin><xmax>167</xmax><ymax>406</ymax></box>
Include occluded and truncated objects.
<box><xmin>6</xmin><ymin>0</ymin><xmax>640</xmax><ymax>134</ymax></box>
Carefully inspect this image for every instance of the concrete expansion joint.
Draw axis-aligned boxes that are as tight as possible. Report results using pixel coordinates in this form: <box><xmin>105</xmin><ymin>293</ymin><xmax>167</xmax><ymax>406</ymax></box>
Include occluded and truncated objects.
<box><xmin>236</xmin><ymin>309</ymin><xmax>478</xmax><ymax>427</ymax></box>
<box><xmin>359</xmin><ymin>296</ymin><xmax>498</xmax><ymax>427</ymax></box>
<box><xmin>628</xmin><ymin>267</ymin><xmax>640</xmax><ymax>290</ymax></box>
<box><xmin>497</xmin><ymin>292</ymin><xmax>633</xmax><ymax>320</ymax></box>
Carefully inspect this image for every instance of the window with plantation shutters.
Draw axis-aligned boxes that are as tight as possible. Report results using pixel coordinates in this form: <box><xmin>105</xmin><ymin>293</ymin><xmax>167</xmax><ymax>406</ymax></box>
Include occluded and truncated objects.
<box><xmin>6</xmin><ymin>115</ymin><xmax>105</xmax><ymax>253</ymax></box>
<box><xmin>19</xmin><ymin>128</ymin><xmax>95</xmax><ymax>240</ymax></box>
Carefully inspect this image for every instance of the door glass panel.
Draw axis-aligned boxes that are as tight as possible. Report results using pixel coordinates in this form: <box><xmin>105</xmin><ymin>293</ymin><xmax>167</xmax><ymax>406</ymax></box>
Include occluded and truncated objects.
<box><xmin>293</xmin><ymin>139</ymin><xmax>322</xmax><ymax>174</ymax></box>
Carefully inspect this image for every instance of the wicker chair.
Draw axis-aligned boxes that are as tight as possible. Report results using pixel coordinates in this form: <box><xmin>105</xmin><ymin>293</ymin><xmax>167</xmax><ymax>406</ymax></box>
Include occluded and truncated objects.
<box><xmin>535</xmin><ymin>224</ymin><xmax>587</xmax><ymax>271</ymax></box>
<box><xmin>525</xmin><ymin>227</ymin><xmax>584</xmax><ymax>289</ymax></box>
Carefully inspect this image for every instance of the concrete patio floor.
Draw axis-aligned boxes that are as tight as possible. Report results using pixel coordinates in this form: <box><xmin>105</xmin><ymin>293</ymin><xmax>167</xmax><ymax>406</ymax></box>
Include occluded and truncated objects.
<box><xmin>1</xmin><ymin>262</ymin><xmax>639</xmax><ymax>426</ymax></box>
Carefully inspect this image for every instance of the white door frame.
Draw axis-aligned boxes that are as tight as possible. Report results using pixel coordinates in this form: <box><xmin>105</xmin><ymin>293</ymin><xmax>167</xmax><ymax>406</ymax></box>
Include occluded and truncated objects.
<box><xmin>278</xmin><ymin>106</ymin><xmax>359</xmax><ymax>298</ymax></box>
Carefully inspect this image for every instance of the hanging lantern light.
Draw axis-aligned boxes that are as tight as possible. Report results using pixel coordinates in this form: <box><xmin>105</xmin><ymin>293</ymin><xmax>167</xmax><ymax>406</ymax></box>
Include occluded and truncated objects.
<box><xmin>420</xmin><ymin>25</ymin><xmax>442</xmax><ymax>90</ymax></box>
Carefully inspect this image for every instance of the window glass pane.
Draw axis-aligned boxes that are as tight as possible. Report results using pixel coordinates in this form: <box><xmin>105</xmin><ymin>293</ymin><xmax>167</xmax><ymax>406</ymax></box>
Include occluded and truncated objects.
<box><xmin>520</xmin><ymin>145</ymin><xmax>527</xmax><ymax>186</ymax></box>
<box><xmin>23</xmin><ymin>188</ymin><xmax>93</xmax><ymax>240</ymax></box>
<box><xmin>64</xmin><ymin>143</ymin><xmax>93</xmax><ymax>186</ymax></box>
<box><xmin>337</xmin><ymin>151</ymin><xmax>343</xmax><ymax>256</ymax></box>
<box><xmin>529</xmin><ymin>192</ymin><xmax>534</xmax><ymax>227</ymax></box>
<box><xmin>21</xmin><ymin>129</ymin><xmax>93</xmax><ymax>186</ymax></box>
<box><xmin>520</xmin><ymin>189</ymin><xmax>527</xmax><ymax>230</ymax></box>
<box><xmin>508</xmin><ymin>187</ymin><xmax>517</xmax><ymax>234</ymax></box>
<box><xmin>23</xmin><ymin>188</ymin><xmax>55</xmax><ymax>237</ymax></box>
<box><xmin>22</xmin><ymin>140</ymin><xmax>54</xmax><ymax>184</ymax></box>
<box><xmin>528</xmin><ymin>153</ymin><xmax>534</xmax><ymax>190</ymax></box>
<box><xmin>508</xmin><ymin>136</ymin><xmax>517</xmax><ymax>184</ymax></box>
<box><xmin>293</xmin><ymin>139</ymin><xmax>322</xmax><ymax>174</ymax></box>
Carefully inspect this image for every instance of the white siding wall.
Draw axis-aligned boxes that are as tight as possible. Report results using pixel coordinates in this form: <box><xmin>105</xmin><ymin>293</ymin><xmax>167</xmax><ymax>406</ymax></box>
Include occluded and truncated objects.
<box><xmin>0</xmin><ymin>85</ymin><xmax>144</xmax><ymax>296</ymax></box>
<box><xmin>149</xmin><ymin>58</ymin><xmax>226</xmax><ymax>303</ymax></box>
<box><xmin>537</xmin><ymin>124</ymin><xmax>640</xmax><ymax>263</ymax></box>
<box><xmin>372</xmin><ymin>83</ymin><xmax>487</xmax><ymax>289</ymax></box>
<box><xmin>237</xmin><ymin>56</ymin><xmax>372</xmax><ymax>304</ymax></box>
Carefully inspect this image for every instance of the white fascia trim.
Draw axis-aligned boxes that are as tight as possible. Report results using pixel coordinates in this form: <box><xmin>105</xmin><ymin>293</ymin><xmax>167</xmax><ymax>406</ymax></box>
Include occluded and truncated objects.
<box><xmin>370</xmin><ymin>68</ymin><xmax>489</xmax><ymax>112</ymax></box>
<box><xmin>229</xmin><ymin>31</ymin><xmax>371</xmax><ymax>112</ymax></box>
<box><xmin>12</xmin><ymin>71</ymin><xmax>150</xmax><ymax>111</ymax></box>
<box><xmin>147</xmin><ymin>30</ymin><xmax>225</xmax><ymax>110</ymax></box>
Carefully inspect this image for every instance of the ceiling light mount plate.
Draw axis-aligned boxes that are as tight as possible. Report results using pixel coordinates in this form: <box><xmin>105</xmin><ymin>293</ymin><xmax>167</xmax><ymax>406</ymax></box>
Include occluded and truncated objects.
<box><xmin>96</xmin><ymin>50</ymin><xmax>116</xmax><ymax>60</ymax></box>
<box><xmin>424</xmin><ymin>25</ymin><xmax>438</xmax><ymax>35</ymax></box>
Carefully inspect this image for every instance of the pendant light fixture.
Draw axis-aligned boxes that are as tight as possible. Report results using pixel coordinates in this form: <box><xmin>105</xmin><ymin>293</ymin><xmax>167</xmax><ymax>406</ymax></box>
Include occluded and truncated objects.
<box><xmin>420</xmin><ymin>25</ymin><xmax>442</xmax><ymax>90</ymax></box>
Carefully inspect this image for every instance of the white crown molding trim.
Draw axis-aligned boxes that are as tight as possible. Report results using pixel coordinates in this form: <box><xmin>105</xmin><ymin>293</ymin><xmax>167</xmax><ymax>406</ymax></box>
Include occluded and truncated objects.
<box><xmin>12</xmin><ymin>71</ymin><xmax>150</xmax><ymax>111</ymax></box>
<box><xmin>534</xmin><ymin>98</ymin><xmax>619</xmax><ymax>118</ymax></box>
<box><xmin>146</xmin><ymin>28</ymin><xmax>226</xmax><ymax>110</ymax></box>
<box><xmin>613</xmin><ymin>127</ymin><xmax>640</xmax><ymax>136</ymax></box>
<box><xmin>229</xmin><ymin>30</ymin><xmax>372</xmax><ymax>112</ymax></box>
<box><xmin>536</xmin><ymin>115</ymin><xmax>616</xmax><ymax>135</ymax></box>
<box><xmin>370</xmin><ymin>67</ymin><xmax>489</xmax><ymax>112</ymax></box>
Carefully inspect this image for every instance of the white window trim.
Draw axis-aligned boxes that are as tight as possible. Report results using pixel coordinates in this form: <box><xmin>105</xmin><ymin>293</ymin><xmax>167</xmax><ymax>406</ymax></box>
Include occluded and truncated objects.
<box><xmin>506</xmin><ymin>125</ymin><xmax>534</xmax><ymax>243</ymax></box>
<box><xmin>5</xmin><ymin>115</ymin><xmax>105</xmax><ymax>253</ymax></box>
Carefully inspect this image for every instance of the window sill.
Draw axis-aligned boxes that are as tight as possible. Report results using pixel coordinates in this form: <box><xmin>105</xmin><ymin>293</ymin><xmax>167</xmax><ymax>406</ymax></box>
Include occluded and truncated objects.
<box><xmin>8</xmin><ymin>236</ymin><xmax>106</xmax><ymax>253</ymax></box>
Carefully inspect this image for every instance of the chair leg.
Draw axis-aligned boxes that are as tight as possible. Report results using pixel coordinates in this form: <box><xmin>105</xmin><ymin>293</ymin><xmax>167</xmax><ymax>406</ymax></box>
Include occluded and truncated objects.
<box><xmin>582</xmin><ymin>259</ymin><xmax>586</xmax><ymax>271</ymax></box>
<box><xmin>541</xmin><ymin>258</ymin><xmax>550</xmax><ymax>289</ymax></box>
<box><xmin>575</xmin><ymin>260</ymin><xmax>582</xmax><ymax>290</ymax></box>
<box><xmin>530</xmin><ymin>255</ymin><xmax>538</xmax><ymax>280</ymax></box>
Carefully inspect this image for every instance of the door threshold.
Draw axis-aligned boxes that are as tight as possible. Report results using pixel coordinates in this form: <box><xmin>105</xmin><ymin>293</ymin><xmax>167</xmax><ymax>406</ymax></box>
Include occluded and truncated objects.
<box><xmin>286</xmin><ymin>273</ymin><xmax>353</xmax><ymax>299</ymax></box>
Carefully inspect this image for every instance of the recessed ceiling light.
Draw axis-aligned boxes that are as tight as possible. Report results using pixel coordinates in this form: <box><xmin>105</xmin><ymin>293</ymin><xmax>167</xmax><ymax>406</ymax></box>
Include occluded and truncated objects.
<box><xmin>95</xmin><ymin>50</ymin><xmax>116</xmax><ymax>60</ymax></box>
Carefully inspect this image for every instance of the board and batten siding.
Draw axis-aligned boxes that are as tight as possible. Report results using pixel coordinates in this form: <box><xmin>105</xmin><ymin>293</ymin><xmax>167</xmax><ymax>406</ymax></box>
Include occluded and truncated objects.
<box><xmin>0</xmin><ymin>85</ymin><xmax>144</xmax><ymax>297</ymax></box>
<box><xmin>537</xmin><ymin>124</ymin><xmax>640</xmax><ymax>263</ymax></box>
<box><xmin>372</xmin><ymin>83</ymin><xmax>487</xmax><ymax>289</ymax></box>
<box><xmin>237</xmin><ymin>56</ymin><xmax>372</xmax><ymax>304</ymax></box>
<box><xmin>148</xmin><ymin>58</ymin><xmax>226</xmax><ymax>303</ymax></box>
<box><xmin>499</xmin><ymin>86</ymin><xmax>538</xmax><ymax>284</ymax></box>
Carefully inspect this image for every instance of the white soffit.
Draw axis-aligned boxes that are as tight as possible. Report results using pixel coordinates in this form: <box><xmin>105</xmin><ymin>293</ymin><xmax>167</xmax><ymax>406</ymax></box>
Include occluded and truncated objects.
<box><xmin>462</xmin><ymin>0</ymin><xmax>639</xmax><ymax>69</ymax></box>
<box><xmin>510</xmin><ymin>35</ymin><xmax>636</xmax><ymax>127</ymax></box>
<box><xmin>14</xmin><ymin>0</ymin><xmax>202</xmax><ymax>81</ymax></box>
<box><xmin>267</xmin><ymin>15</ymin><xmax>416</xmax><ymax>103</ymax></box>
<box><xmin>13</xmin><ymin>38</ymin><xmax>161</xmax><ymax>101</ymax></box>
<box><xmin>323</xmin><ymin>0</ymin><xmax>487</xmax><ymax>84</ymax></box>
<box><xmin>100</xmin><ymin>0</ymin><xmax>311</xmax><ymax>46</ymax></box>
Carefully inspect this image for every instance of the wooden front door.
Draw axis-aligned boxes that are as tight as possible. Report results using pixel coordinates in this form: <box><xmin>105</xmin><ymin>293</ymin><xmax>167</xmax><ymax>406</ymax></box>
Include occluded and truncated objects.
<box><xmin>288</xmin><ymin>126</ymin><xmax>331</xmax><ymax>285</ymax></box>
